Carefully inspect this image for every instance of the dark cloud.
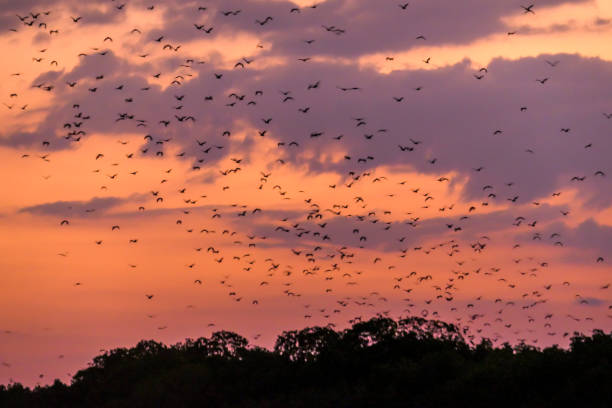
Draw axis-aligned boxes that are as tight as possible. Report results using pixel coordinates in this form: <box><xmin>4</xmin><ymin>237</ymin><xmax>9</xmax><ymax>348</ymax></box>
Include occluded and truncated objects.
<box><xmin>4</xmin><ymin>49</ymin><xmax>611</xmax><ymax>211</ymax></box>
<box><xmin>209</xmin><ymin>53</ymin><xmax>612</xmax><ymax>208</ymax></box>
<box><xmin>143</xmin><ymin>0</ymin><xmax>590</xmax><ymax>58</ymax></box>
<box><xmin>19</xmin><ymin>196</ymin><xmax>127</xmax><ymax>217</ymax></box>
<box><xmin>575</xmin><ymin>297</ymin><xmax>605</xmax><ymax>307</ymax></box>
<box><xmin>506</xmin><ymin>217</ymin><xmax>612</xmax><ymax>266</ymax></box>
<box><xmin>0</xmin><ymin>0</ymin><xmax>123</xmax><ymax>32</ymax></box>
<box><xmin>225</xmin><ymin>202</ymin><xmax>567</xmax><ymax>257</ymax></box>
<box><xmin>2</xmin><ymin>51</ymin><xmax>260</xmax><ymax>167</ymax></box>
<box><xmin>537</xmin><ymin>218</ymin><xmax>612</xmax><ymax>255</ymax></box>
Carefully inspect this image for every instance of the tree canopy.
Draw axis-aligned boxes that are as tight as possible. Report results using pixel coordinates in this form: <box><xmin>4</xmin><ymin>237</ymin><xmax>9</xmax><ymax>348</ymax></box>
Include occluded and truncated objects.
<box><xmin>1</xmin><ymin>316</ymin><xmax>611</xmax><ymax>407</ymax></box>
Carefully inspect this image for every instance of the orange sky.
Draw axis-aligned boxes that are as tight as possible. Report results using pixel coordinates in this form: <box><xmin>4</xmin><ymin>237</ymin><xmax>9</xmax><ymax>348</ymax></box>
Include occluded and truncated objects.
<box><xmin>1</xmin><ymin>0</ymin><xmax>611</xmax><ymax>386</ymax></box>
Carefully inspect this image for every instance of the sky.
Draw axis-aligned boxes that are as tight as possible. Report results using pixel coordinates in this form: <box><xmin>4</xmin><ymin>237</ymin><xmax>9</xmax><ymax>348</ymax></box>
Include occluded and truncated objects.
<box><xmin>1</xmin><ymin>0</ymin><xmax>611</xmax><ymax>387</ymax></box>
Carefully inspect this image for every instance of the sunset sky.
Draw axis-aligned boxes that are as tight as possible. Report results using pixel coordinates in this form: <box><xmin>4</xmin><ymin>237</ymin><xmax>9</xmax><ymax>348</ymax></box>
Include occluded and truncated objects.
<box><xmin>1</xmin><ymin>0</ymin><xmax>611</xmax><ymax>386</ymax></box>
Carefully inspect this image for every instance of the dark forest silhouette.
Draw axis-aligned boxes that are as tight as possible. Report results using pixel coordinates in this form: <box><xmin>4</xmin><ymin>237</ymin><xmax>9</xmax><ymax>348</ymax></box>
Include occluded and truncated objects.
<box><xmin>1</xmin><ymin>316</ymin><xmax>611</xmax><ymax>407</ymax></box>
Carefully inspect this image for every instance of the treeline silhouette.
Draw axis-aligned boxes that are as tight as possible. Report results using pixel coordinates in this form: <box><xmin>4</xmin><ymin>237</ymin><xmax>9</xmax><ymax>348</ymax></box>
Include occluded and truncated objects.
<box><xmin>1</xmin><ymin>316</ymin><xmax>611</xmax><ymax>407</ymax></box>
